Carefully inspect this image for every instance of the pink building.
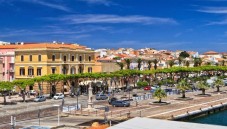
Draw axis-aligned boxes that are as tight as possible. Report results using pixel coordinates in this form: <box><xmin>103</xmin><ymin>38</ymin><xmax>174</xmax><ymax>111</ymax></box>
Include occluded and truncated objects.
<box><xmin>0</xmin><ymin>47</ymin><xmax>15</xmax><ymax>82</ymax></box>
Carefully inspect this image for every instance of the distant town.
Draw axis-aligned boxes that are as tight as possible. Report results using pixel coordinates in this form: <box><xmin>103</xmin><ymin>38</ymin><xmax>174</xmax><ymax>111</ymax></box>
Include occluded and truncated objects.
<box><xmin>0</xmin><ymin>41</ymin><xmax>227</xmax><ymax>129</ymax></box>
<box><xmin>0</xmin><ymin>40</ymin><xmax>226</xmax><ymax>83</ymax></box>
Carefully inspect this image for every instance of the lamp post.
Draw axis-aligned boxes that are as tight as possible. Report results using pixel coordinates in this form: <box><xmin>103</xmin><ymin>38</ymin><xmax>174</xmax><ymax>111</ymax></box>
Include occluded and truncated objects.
<box><xmin>53</xmin><ymin>105</ymin><xmax>60</xmax><ymax>126</ymax></box>
<box><xmin>76</xmin><ymin>88</ymin><xmax>80</xmax><ymax>110</ymax></box>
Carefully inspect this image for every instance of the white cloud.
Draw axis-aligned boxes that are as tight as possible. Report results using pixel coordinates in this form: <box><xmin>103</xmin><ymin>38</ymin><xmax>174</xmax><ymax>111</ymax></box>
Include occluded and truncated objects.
<box><xmin>80</xmin><ymin>0</ymin><xmax>113</xmax><ymax>6</ymax></box>
<box><xmin>23</xmin><ymin>0</ymin><xmax>71</xmax><ymax>12</ymax></box>
<box><xmin>53</xmin><ymin>14</ymin><xmax>178</xmax><ymax>25</ymax></box>
<box><xmin>197</xmin><ymin>7</ymin><xmax>227</xmax><ymax>14</ymax></box>
<box><xmin>206</xmin><ymin>19</ymin><xmax>227</xmax><ymax>25</ymax></box>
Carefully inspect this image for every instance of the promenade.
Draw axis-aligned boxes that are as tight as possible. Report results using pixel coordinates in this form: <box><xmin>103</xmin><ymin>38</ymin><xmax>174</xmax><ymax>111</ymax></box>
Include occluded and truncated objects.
<box><xmin>1</xmin><ymin>87</ymin><xmax>227</xmax><ymax>128</ymax></box>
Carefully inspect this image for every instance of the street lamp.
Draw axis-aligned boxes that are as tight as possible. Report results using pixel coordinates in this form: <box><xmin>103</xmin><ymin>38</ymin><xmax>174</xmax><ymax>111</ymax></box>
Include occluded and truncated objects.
<box><xmin>76</xmin><ymin>88</ymin><xmax>80</xmax><ymax>110</ymax></box>
<box><xmin>53</xmin><ymin>105</ymin><xmax>60</xmax><ymax>126</ymax></box>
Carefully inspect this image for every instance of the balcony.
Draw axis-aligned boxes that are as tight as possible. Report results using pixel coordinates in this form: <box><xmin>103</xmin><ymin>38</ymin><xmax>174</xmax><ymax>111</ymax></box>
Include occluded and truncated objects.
<box><xmin>27</xmin><ymin>75</ymin><xmax>34</xmax><ymax>78</ymax></box>
<box><xmin>9</xmin><ymin>69</ymin><xmax>14</xmax><ymax>73</ymax></box>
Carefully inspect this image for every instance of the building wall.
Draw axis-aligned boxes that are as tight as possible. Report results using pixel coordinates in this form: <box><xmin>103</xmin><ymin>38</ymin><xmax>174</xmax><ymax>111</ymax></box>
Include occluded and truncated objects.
<box><xmin>93</xmin><ymin>62</ymin><xmax>120</xmax><ymax>73</ymax></box>
<box><xmin>15</xmin><ymin>48</ymin><xmax>95</xmax><ymax>93</ymax></box>
<box><xmin>0</xmin><ymin>49</ymin><xmax>15</xmax><ymax>81</ymax></box>
<box><xmin>0</xmin><ymin>59</ymin><xmax>3</xmax><ymax>81</ymax></box>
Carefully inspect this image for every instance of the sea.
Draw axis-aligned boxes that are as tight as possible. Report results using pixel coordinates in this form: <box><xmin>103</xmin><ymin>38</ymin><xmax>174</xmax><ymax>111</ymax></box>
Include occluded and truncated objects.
<box><xmin>189</xmin><ymin>109</ymin><xmax>227</xmax><ymax>126</ymax></box>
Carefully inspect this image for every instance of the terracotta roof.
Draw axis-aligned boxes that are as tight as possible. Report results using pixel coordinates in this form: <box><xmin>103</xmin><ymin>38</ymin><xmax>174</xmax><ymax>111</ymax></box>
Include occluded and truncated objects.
<box><xmin>0</xmin><ymin>45</ymin><xmax>18</xmax><ymax>49</ymax></box>
<box><xmin>203</xmin><ymin>51</ymin><xmax>219</xmax><ymax>55</ymax></box>
<box><xmin>0</xmin><ymin>43</ymin><xmax>87</xmax><ymax>50</ymax></box>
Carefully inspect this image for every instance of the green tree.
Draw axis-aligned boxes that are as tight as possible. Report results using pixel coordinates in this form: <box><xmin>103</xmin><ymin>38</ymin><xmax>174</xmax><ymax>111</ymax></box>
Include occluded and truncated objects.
<box><xmin>186</xmin><ymin>61</ymin><xmax>190</xmax><ymax>67</ymax></box>
<box><xmin>33</xmin><ymin>76</ymin><xmax>46</xmax><ymax>96</ymax></box>
<box><xmin>168</xmin><ymin>60</ymin><xmax>174</xmax><ymax>68</ymax></box>
<box><xmin>124</xmin><ymin>59</ymin><xmax>131</xmax><ymax>69</ymax></box>
<box><xmin>44</xmin><ymin>74</ymin><xmax>65</xmax><ymax>98</ymax></box>
<box><xmin>137</xmin><ymin>58</ymin><xmax>143</xmax><ymax>70</ymax></box>
<box><xmin>13</xmin><ymin>79</ymin><xmax>35</xmax><ymax>102</ymax></box>
<box><xmin>214</xmin><ymin>78</ymin><xmax>224</xmax><ymax>92</ymax></box>
<box><xmin>194</xmin><ymin>58</ymin><xmax>202</xmax><ymax>67</ymax></box>
<box><xmin>147</xmin><ymin>60</ymin><xmax>152</xmax><ymax>70</ymax></box>
<box><xmin>179</xmin><ymin>51</ymin><xmax>190</xmax><ymax>58</ymax></box>
<box><xmin>153</xmin><ymin>59</ymin><xmax>158</xmax><ymax>70</ymax></box>
<box><xmin>113</xmin><ymin>57</ymin><xmax>121</xmax><ymax>60</ymax></box>
<box><xmin>116</xmin><ymin>62</ymin><xmax>124</xmax><ymax>70</ymax></box>
<box><xmin>177</xmin><ymin>79</ymin><xmax>191</xmax><ymax>98</ymax></box>
<box><xmin>197</xmin><ymin>81</ymin><xmax>209</xmax><ymax>95</ymax></box>
<box><xmin>153</xmin><ymin>88</ymin><xmax>167</xmax><ymax>103</ymax></box>
<box><xmin>221</xmin><ymin>60</ymin><xmax>225</xmax><ymax>66</ymax></box>
<box><xmin>178</xmin><ymin>57</ymin><xmax>183</xmax><ymax>66</ymax></box>
<box><xmin>0</xmin><ymin>81</ymin><xmax>14</xmax><ymax>105</ymax></box>
<box><xmin>137</xmin><ymin>81</ymin><xmax>148</xmax><ymax>88</ymax></box>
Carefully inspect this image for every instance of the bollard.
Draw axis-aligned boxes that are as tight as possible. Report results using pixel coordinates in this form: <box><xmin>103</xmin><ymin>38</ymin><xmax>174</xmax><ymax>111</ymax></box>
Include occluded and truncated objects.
<box><xmin>139</xmin><ymin>111</ymin><xmax>142</xmax><ymax>117</ymax></box>
<box><xmin>81</xmin><ymin>107</ymin><xmax>83</xmax><ymax>114</ymax></box>
<box><xmin>171</xmin><ymin>115</ymin><xmax>174</xmax><ymax>119</ymax></box>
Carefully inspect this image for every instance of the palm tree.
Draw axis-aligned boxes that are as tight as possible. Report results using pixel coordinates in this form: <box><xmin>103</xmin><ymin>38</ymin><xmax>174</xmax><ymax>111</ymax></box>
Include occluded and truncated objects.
<box><xmin>168</xmin><ymin>60</ymin><xmax>174</xmax><ymax>68</ymax></box>
<box><xmin>137</xmin><ymin>58</ymin><xmax>142</xmax><ymax>70</ymax></box>
<box><xmin>153</xmin><ymin>59</ymin><xmax>158</xmax><ymax>70</ymax></box>
<box><xmin>198</xmin><ymin>58</ymin><xmax>203</xmax><ymax>66</ymax></box>
<box><xmin>147</xmin><ymin>60</ymin><xmax>152</xmax><ymax>70</ymax></box>
<box><xmin>221</xmin><ymin>60</ymin><xmax>225</xmax><ymax>66</ymax></box>
<box><xmin>153</xmin><ymin>88</ymin><xmax>167</xmax><ymax>103</ymax></box>
<box><xmin>197</xmin><ymin>81</ymin><xmax>209</xmax><ymax>95</ymax></box>
<box><xmin>214</xmin><ymin>79</ymin><xmax>224</xmax><ymax>92</ymax></box>
<box><xmin>176</xmin><ymin>79</ymin><xmax>191</xmax><ymax>98</ymax></box>
<box><xmin>178</xmin><ymin>57</ymin><xmax>183</xmax><ymax>66</ymax></box>
<box><xmin>124</xmin><ymin>59</ymin><xmax>131</xmax><ymax>69</ymax></box>
<box><xmin>186</xmin><ymin>61</ymin><xmax>190</xmax><ymax>67</ymax></box>
<box><xmin>116</xmin><ymin>62</ymin><xmax>124</xmax><ymax>70</ymax></box>
<box><xmin>194</xmin><ymin>58</ymin><xmax>202</xmax><ymax>67</ymax></box>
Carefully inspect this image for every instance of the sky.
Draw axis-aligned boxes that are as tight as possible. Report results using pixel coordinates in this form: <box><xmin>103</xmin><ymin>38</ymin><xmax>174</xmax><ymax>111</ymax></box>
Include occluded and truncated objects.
<box><xmin>0</xmin><ymin>0</ymin><xmax>227</xmax><ymax>52</ymax></box>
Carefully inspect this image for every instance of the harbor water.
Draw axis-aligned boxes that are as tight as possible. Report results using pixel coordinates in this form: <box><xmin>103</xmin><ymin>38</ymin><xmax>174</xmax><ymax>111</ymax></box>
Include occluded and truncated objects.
<box><xmin>189</xmin><ymin>109</ymin><xmax>227</xmax><ymax>126</ymax></box>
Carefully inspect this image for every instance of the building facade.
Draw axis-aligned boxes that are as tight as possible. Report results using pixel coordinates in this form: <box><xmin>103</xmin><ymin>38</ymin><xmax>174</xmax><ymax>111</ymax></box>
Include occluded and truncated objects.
<box><xmin>14</xmin><ymin>43</ymin><xmax>95</xmax><ymax>93</ymax></box>
<box><xmin>0</xmin><ymin>46</ymin><xmax>16</xmax><ymax>82</ymax></box>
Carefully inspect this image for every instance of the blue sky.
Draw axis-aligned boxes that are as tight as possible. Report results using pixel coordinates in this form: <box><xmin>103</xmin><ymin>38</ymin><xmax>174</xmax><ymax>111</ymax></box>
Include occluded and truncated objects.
<box><xmin>0</xmin><ymin>0</ymin><xmax>227</xmax><ymax>52</ymax></box>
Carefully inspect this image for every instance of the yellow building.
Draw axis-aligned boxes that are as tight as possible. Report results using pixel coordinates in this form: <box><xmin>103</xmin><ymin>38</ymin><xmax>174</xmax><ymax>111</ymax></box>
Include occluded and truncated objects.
<box><xmin>14</xmin><ymin>43</ymin><xmax>95</xmax><ymax>93</ymax></box>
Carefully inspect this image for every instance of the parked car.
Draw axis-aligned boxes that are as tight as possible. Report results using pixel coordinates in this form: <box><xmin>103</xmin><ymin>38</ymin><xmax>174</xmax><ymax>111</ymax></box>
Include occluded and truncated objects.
<box><xmin>96</xmin><ymin>94</ymin><xmax>108</xmax><ymax>100</ymax></box>
<box><xmin>108</xmin><ymin>97</ymin><xmax>117</xmax><ymax>104</ymax></box>
<box><xmin>113</xmin><ymin>89</ymin><xmax>121</xmax><ymax>93</ymax></box>
<box><xmin>111</xmin><ymin>100</ymin><xmax>130</xmax><ymax>107</ymax></box>
<box><xmin>53</xmin><ymin>93</ymin><xmax>64</xmax><ymax>99</ymax></box>
<box><xmin>144</xmin><ymin>86</ymin><xmax>151</xmax><ymax>90</ymax></box>
<box><xmin>29</xmin><ymin>90</ymin><xmax>36</xmax><ymax>95</ymax></box>
<box><xmin>34</xmin><ymin>96</ymin><xmax>46</xmax><ymax>102</ymax></box>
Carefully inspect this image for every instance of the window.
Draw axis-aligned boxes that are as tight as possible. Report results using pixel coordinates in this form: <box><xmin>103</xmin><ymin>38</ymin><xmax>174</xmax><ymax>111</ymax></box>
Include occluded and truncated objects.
<box><xmin>78</xmin><ymin>66</ymin><xmax>83</xmax><ymax>73</ymax></box>
<box><xmin>37</xmin><ymin>68</ymin><xmax>42</xmax><ymax>76</ymax></box>
<box><xmin>28</xmin><ymin>67</ymin><xmax>34</xmax><ymax>76</ymax></box>
<box><xmin>52</xmin><ymin>55</ymin><xmax>55</xmax><ymax>61</ymax></box>
<box><xmin>79</xmin><ymin>55</ymin><xmax>82</xmax><ymax>62</ymax></box>
<box><xmin>88</xmin><ymin>67</ymin><xmax>92</xmax><ymax>73</ymax></box>
<box><xmin>71</xmin><ymin>67</ymin><xmax>75</xmax><ymax>74</ymax></box>
<box><xmin>62</xmin><ymin>67</ymin><xmax>67</xmax><ymax>74</ymax></box>
<box><xmin>21</xmin><ymin>55</ymin><xmax>24</xmax><ymax>62</ymax></box>
<box><xmin>63</xmin><ymin>56</ymin><xmax>67</xmax><ymax>62</ymax></box>
<box><xmin>19</xmin><ymin>68</ymin><xmax>25</xmax><ymax>75</ymax></box>
<box><xmin>29</xmin><ymin>55</ymin><xmax>32</xmax><ymax>61</ymax></box>
<box><xmin>71</xmin><ymin>56</ymin><xmax>74</xmax><ymax>61</ymax></box>
<box><xmin>88</xmin><ymin>56</ymin><xmax>92</xmax><ymax>62</ymax></box>
<box><xmin>38</xmin><ymin>55</ymin><xmax>42</xmax><ymax>62</ymax></box>
<box><xmin>52</xmin><ymin>68</ymin><xmax>56</xmax><ymax>74</ymax></box>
